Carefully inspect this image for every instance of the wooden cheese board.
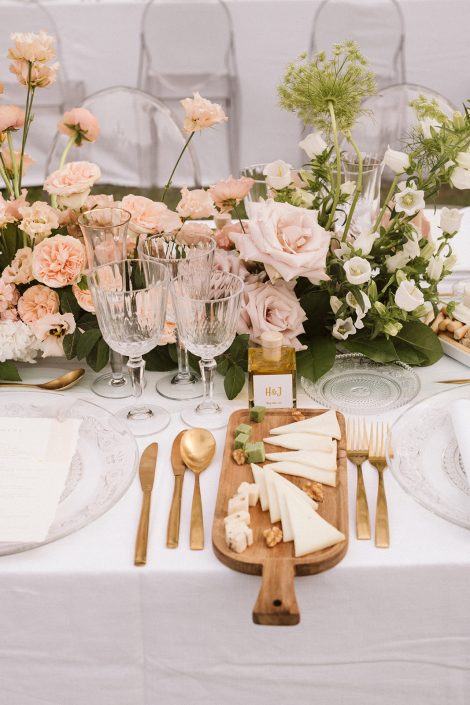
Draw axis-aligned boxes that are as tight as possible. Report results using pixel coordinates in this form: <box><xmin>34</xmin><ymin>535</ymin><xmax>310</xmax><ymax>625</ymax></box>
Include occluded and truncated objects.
<box><xmin>212</xmin><ymin>408</ymin><xmax>348</xmax><ymax>626</ymax></box>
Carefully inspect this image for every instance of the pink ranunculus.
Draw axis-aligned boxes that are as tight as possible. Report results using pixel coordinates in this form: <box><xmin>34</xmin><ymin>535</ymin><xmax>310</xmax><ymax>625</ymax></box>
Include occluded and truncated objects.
<box><xmin>72</xmin><ymin>282</ymin><xmax>95</xmax><ymax>313</ymax></box>
<box><xmin>1</xmin><ymin>246</ymin><xmax>33</xmax><ymax>285</ymax></box>
<box><xmin>1</xmin><ymin>147</ymin><xmax>32</xmax><ymax>175</ymax></box>
<box><xmin>121</xmin><ymin>194</ymin><xmax>181</xmax><ymax>235</ymax></box>
<box><xmin>176</xmin><ymin>187</ymin><xmax>217</xmax><ymax>219</ymax></box>
<box><xmin>58</xmin><ymin>107</ymin><xmax>100</xmax><ymax>144</ymax></box>
<box><xmin>230</xmin><ymin>199</ymin><xmax>331</xmax><ymax>284</ymax></box>
<box><xmin>214</xmin><ymin>220</ymin><xmax>245</xmax><ymax>250</ymax></box>
<box><xmin>8</xmin><ymin>31</ymin><xmax>56</xmax><ymax>63</ymax></box>
<box><xmin>209</xmin><ymin>176</ymin><xmax>254</xmax><ymax>213</ymax></box>
<box><xmin>32</xmin><ymin>235</ymin><xmax>86</xmax><ymax>288</ymax></box>
<box><xmin>84</xmin><ymin>193</ymin><xmax>114</xmax><ymax>210</ymax></box>
<box><xmin>238</xmin><ymin>279</ymin><xmax>307</xmax><ymax>351</ymax></box>
<box><xmin>158</xmin><ymin>320</ymin><xmax>177</xmax><ymax>346</ymax></box>
<box><xmin>19</xmin><ymin>201</ymin><xmax>60</xmax><ymax>241</ymax></box>
<box><xmin>180</xmin><ymin>92</ymin><xmax>228</xmax><ymax>133</ymax></box>
<box><xmin>0</xmin><ymin>279</ymin><xmax>19</xmax><ymax>312</ymax></box>
<box><xmin>0</xmin><ymin>105</ymin><xmax>25</xmax><ymax>132</ymax></box>
<box><xmin>17</xmin><ymin>284</ymin><xmax>60</xmax><ymax>324</ymax></box>
<box><xmin>30</xmin><ymin>312</ymin><xmax>76</xmax><ymax>358</ymax></box>
<box><xmin>179</xmin><ymin>221</ymin><xmax>213</xmax><ymax>238</ymax></box>
<box><xmin>2</xmin><ymin>189</ymin><xmax>29</xmax><ymax>221</ymax></box>
<box><xmin>0</xmin><ymin>307</ymin><xmax>19</xmax><ymax>322</ymax></box>
<box><xmin>44</xmin><ymin>161</ymin><xmax>101</xmax><ymax>209</ymax></box>
<box><xmin>10</xmin><ymin>59</ymin><xmax>59</xmax><ymax>88</ymax></box>
<box><xmin>0</xmin><ymin>193</ymin><xmax>17</xmax><ymax>228</ymax></box>
<box><xmin>213</xmin><ymin>249</ymin><xmax>259</xmax><ymax>283</ymax></box>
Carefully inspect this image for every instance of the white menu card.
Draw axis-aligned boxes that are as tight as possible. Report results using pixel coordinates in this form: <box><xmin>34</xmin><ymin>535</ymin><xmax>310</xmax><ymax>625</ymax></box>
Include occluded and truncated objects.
<box><xmin>0</xmin><ymin>417</ymin><xmax>82</xmax><ymax>543</ymax></box>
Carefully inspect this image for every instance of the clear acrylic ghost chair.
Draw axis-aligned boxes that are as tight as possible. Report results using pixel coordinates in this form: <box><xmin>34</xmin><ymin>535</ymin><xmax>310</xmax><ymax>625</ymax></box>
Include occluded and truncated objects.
<box><xmin>138</xmin><ymin>0</ymin><xmax>240</xmax><ymax>182</ymax></box>
<box><xmin>45</xmin><ymin>86</ymin><xmax>201</xmax><ymax>189</ymax></box>
<box><xmin>310</xmin><ymin>0</ymin><xmax>406</xmax><ymax>89</ymax></box>
<box><xmin>0</xmin><ymin>0</ymin><xmax>85</xmax><ymax>185</ymax></box>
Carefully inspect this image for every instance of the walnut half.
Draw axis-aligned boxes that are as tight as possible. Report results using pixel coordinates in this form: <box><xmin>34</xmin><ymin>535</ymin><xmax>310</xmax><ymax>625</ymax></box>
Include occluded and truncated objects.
<box><xmin>300</xmin><ymin>480</ymin><xmax>324</xmax><ymax>502</ymax></box>
<box><xmin>263</xmin><ymin>525</ymin><xmax>283</xmax><ymax>547</ymax></box>
<box><xmin>232</xmin><ymin>448</ymin><xmax>247</xmax><ymax>465</ymax></box>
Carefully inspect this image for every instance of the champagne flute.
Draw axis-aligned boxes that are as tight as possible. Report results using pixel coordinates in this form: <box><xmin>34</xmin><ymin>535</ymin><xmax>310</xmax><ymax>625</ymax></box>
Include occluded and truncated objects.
<box><xmin>88</xmin><ymin>259</ymin><xmax>171</xmax><ymax>436</ymax></box>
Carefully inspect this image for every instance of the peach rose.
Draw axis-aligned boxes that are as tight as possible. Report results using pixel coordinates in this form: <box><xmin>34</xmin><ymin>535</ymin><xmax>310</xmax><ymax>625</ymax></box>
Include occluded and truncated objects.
<box><xmin>19</xmin><ymin>201</ymin><xmax>60</xmax><ymax>241</ymax></box>
<box><xmin>230</xmin><ymin>199</ymin><xmax>331</xmax><ymax>284</ymax></box>
<box><xmin>180</xmin><ymin>92</ymin><xmax>228</xmax><ymax>133</ymax></box>
<box><xmin>32</xmin><ymin>234</ymin><xmax>86</xmax><ymax>288</ymax></box>
<box><xmin>0</xmin><ymin>279</ymin><xmax>19</xmax><ymax>312</ymax></box>
<box><xmin>2</xmin><ymin>246</ymin><xmax>33</xmax><ymax>285</ymax></box>
<box><xmin>214</xmin><ymin>220</ymin><xmax>245</xmax><ymax>250</ymax></box>
<box><xmin>58</xmin><ymin>107</ymin><xmax>100</xmax><ymax>144</ymax></box>
<box><xmin>8</xmin><ymin>31</ymin><xmax>56</xmax><ymax>63</ymax></box>
<box><xmin>0</xmin><ymin>193</ymin><xmax>17</xmax><ymax>228</ymax></box>
<box><xmin>72</xmin><ymin>282</ymin><xmax>95</xmax><ymax>313</ymax></box>
<box><xmin>209</xmin><ymin>176</ymin><xmax>254</xmax><ymax>213</ymax></box>
<box><xmin>176</xmin><ymin>187</ymin><xmax>217</xmax><ymax>219</ymax></box>
<box><xmin>121</xmin><ymin>195</ymin><xmax>181</xmax><ymax>234</ymax></box>
<box><xmin>44</xmin><ymin>161</ymin><xmax>101</xmax><ymax>209</ymax></box>
<box><xmin>0</xmin><ymin>105</ymin><xmax>25</xmax><ymax>132</ymax></box>
<box><xmin>17</xmin><ymin>284</ymin><xmax>60</xmax><ymax>324</ymax></box>
<box><xmin>0</xmin><ymin>307</ymin><xmax>19</xmax><ymax>322</ymax></box>
<box><xmin>1</xmin><ymin>147</ymin><xmax>32</xmax><ymax>175</ymax></box>
<box><xmin>30</xmin><ymin>312</ymin><xmax>76</xmax><ymax>358</ymax></box>
<box><xmin>84</xmin><ymin>193</ymin><xmax>114</xmax><ymax>210</ymax></box>
<box><xmin>10</xmin><ymin>59</ymin><xmax>59</xmax><ymax>88</ymax></box>
<box><xmin>1</xmin><ymin>189</ymin><xmax>29</xmax><ymax>221</ymax></box>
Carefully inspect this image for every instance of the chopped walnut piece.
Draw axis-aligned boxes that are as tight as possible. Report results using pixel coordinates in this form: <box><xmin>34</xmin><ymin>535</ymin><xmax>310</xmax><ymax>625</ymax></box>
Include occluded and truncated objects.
<box><xmin>292</xmin><ymin>410</ymin><xmax>306</xmax><ymax>421</ymax></box>
<box><xmin>300</xmin><ymin>480</ymin><xmax>324</xmax><ymax>502</ymax></box>
<box><xmin>232</xmin><ymin>448</ymin><xmax>247</xmax><ymax>465</ymax></box>
<box><xmin>263</xmin><ymin>525</ymin><xmax>283</xmax><ymax>547</ymax></box>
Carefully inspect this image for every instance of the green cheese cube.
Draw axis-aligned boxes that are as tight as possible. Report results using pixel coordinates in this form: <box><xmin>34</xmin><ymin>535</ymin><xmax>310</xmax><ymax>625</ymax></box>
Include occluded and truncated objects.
<box><xmin>245</xmin><ymin>441</ymin><xmax>265</xmax><ymax>463</ymax></box>
<box><xmin>235</xmin><ymin>423</ymin><xmax>252</xmax><ymax>438</ymax></box>
<box><xmin>249</xmin><ymin>406</ymin><xmax>266</xmax><ymax>422</ymax></box>
<box><xmin>234</xmin><ymin>433</ymin><xmax>250</xmax><ymax>450</ymax></box>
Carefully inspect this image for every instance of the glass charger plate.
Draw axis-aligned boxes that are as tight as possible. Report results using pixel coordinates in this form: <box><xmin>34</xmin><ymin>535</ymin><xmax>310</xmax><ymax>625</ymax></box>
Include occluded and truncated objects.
<box><xmin>0</xmin><ymin>390</ymin><xmax>139</xmax><ymax>556</ymax></box>
<box><xmin>388</xmin><ymin>385</ymin><xmax>470</xmax><ymax>529</ymax></box>
<box><xmin>301</xmin><ymin>353</ymin><xmax>420</xmax><ymax>414</ymax></box>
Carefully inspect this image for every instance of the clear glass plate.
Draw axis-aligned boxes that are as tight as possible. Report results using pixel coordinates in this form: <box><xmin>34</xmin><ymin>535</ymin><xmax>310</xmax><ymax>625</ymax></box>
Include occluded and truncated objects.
<box><xmin>387</xmin><ymin>385</ymin><xmax>470</xmax><ymax>529</ymax></box>
<box><xmin>0</xmin><ymin>390</ymin><xmax>139</xmax><ymax>555</ymax></box>
<box><xmin>301</xmin><ymin>353</ymin><xmax>420</xmax><ymax>414</ymax></box>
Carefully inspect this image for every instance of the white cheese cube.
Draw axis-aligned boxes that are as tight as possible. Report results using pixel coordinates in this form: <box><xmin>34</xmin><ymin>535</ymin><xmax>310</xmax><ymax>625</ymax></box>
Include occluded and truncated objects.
<box><xmin>238</xmin><ymin>481</ymin><xmax>260</xmax><ymax>506</ymax></box>
<box><xmin>226</xmin><ymin>530</ymin><xmax>248</xmax><ymax>554</ymax></box>
<box><xmin>224</xmin><ymin>510</ymin><xmax>251</xmax><ymax>526</ymax></box>
<box><xmin>227</xmin><ymin>492</ymin><xmax>249</xmax><ymax>514</ymax></box>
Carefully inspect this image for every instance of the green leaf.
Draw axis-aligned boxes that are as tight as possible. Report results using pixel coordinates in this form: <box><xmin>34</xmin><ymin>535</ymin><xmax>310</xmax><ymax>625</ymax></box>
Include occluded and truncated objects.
<box><xmin>76</xmin><ymin>312</ymin><xmax>98</xmax><ymax>331</ymax></box>
<box><xmin>224</xmin><ymin>363</ymin><xmax>246</xmax><ymax>400</ymax></box>
<box><xmin>216</xmin><ymin>355</ymin><xmax>230</xmax><ymax>376</ymax></box>
<box><xmin>59</xmin><ymin>286</ymin><xmax>81</xmax><ymax>317</ymax></box>
<box><xmin>63</xmin><ymin>328</ymin><xmax>81</xmax><ymax>360</ymax></box>
<box><xmin>296</xmin><ymin>336</ymin><xmax>336</xmax><ymax>382</ymax></box>
<box><xmin>393</xmin><ymin>341</ymin><xmax>428</xmax><ymax>366</ymax></box>
<box><xmin>394</xmin><ymin>320</ymin><xmax>443</xmax><ymax>366</ymax></box>
<box><xmin>144</xmin><ymin>345</ymin><xmax>177</xmax><ymax>371</ymax></box>
<box><xmin>227</xmin><ymin>334</ymin><xmax>249</xmax><ymax>369</ymax></box>
<box><xmin>168</xmin><ymin>343</ymin><xmax>178</xmax><ymax>364</ymax></box>
<box><xmin>342</xmin><ymin>333</ymin><xmax>399</xmax><ymax>363</ymax></box>
<box><xmin>0</xmin><ymin>361</ymin><xmax>21</xmax><ymax>381</ymax></box>
<box><xmin>299</xmin><ymin>289</ymin><xmax>331</xmax><ymax>335</ymax></box>
<box><xmin>187</xmin><ymin>351</ymin><xmax>200</xmax><ymax>373</ymax></box>
<box><xmin>76</xmin><ymin>328</ymin><xmax>102</xmax><ymax>360</ymax></box>
<box><xmin>86</xmin><ymin>337</ymin><xmax>109</xmax><ymax>372</ymax></box>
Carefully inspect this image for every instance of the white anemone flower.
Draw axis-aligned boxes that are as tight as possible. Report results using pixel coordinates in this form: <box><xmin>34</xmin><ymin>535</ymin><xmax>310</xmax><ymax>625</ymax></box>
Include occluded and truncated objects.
<box><xmin>394</xmin><ymin>182</ymin><xmax>425</xmax><ymax>216</ymax></box>
<box><xmin>263</xmin><ymin>160</ymin><xmax>292</xmax><ymax>190</ymax></box>
<box><xmin>343</xmin><ymin>256</ymin><xmax>372</xmax><ymax>285</ymax></box>
<box><xmin>332</xmin><ymin>317</ymin><xmax>356</xmax><ymax>340</ymax></box>
<box><xmin>394</xmin><ymin>279</ymin><xmax>425</xmax><ymax>312</ymax></box>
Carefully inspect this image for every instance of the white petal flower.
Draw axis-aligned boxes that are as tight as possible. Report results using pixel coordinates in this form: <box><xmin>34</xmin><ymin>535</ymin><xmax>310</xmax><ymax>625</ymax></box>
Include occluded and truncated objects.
<box><xmin>402</xmin><ymin>231</ymin><xmax>421</xmax><ymax>260</ymax></box>
<box><xmin>299</xmin><ymin>132</ymin><xmax>327</xmax><ymax>159</ymax></box>
<box><xmin>346</xmin><ymin>290</ymin><xmax>371</xmax><ymax>318</ymax></box>
<box><xmin>420</xmin><ymin>118</ymin><xmax>441</xmax><ymax>139</ymax></box>
<box><xmin>383</xmin><ymin>146</ymin><xmax>410</xmax><ymax>174</ymax></box>
<box><xmin>330</xmin><ymin>295</ymin><xmax>342</xmax><ymax>314</ymax></box>
<box><xmin>263</xmin><ymin>160</ymin><xmax>292</xmax><ymax>190</ymax></box>
<box><xmin>426</xmin><ymin>256</ymin><xmax>444</xmax><ymax>281</ymax></box>
<box><xmin>394</xmin><ymin>279</ymin><xmax>425</xmax><ymax>312</ymax></box>
<box><xmin>0</xmin><ymin>320</ymin><xmax>40</xmax><ymax>363</ymax></box>
<box><xmin>440</xmin><ymin>207</ymin><xmax>462</xmax><ymax>234</ymax></box>
<box><xmin>395</xmin><ymin>182</ymin><xmax>425</xmax><ymax>216</ymax></box>
<box><xmin>450</xmin><ymin>166</ymin><xmax>470</xmax><ymax>190</ymax></box>
<box><xmin>332</xmin><ymin>317</ymin><xmax>356</xmax><ymax>340</ymax></box>
<box><xmin>343</xmin><ymin>256</ymin><xmax>372</xmax><ymax>285</ymax></box>
<box><xmin>385</xmin><ymin>250</ymin><xmax>410</xmax><ymax>273</ymax></box>
<box><xmin>456</xmin><ymin>151</ymin><xmax>470</xmax><ymax>170</ymax></box>
<box><xmin>351</xmin><ymin>229</ymin><xmax>379</xmax><ymax>256</ymax></box>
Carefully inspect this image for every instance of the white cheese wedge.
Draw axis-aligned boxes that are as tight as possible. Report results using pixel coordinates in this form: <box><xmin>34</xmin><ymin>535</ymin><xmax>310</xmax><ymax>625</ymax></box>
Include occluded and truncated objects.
<box><xmin>265</xmin><ymin>450</ymin><xmax>337</xmax><ymax>471</ymax></box>
<box><xmin>264</xmin><ymin>434</ymin><xmax>336</xmax><ymax>453</ymax></box>
<box><xmin>284</xmin><ymin>492</ymin><xmax>345</xmax><ymax>557</ymax></box>
<box><xmin>264</xmin><ymin>461</ymin><xmax>337</xmax><ymax>487</ymax></box>
<box><xmin>264</xmin><ymin>466</ymin><xmax>281</xmax><ymax>523</ymax></box>
<box><xmin>250</xmin><ymin>463</ymin><xmax>269</xmax><ymax>511</ymax></box>
<box><xmin>237</xmin><ymin>481</ymin><xmax>260</xmax><ymax>506</ymax></box>
<box><xmin>272</xmin><ymin>471</ymin><xmax>318</xmax><ymax>542</ymax></box>
<box><xmin>270</xmin><ymin>409</ymin><xmax>341</xmax><ymax>439</ymax></box>
<box><xmin>224</xmin><ymin>510</ymin><xmax>251</xmax><ymax>526</ymax></box>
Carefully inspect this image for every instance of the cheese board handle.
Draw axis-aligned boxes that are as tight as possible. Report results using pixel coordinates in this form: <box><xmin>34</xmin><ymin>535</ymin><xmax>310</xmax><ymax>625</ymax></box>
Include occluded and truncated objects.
<box><xmin>252</xmin><ymin>560</ymin><xmax>299</xmax><ymax>626</ymax></box>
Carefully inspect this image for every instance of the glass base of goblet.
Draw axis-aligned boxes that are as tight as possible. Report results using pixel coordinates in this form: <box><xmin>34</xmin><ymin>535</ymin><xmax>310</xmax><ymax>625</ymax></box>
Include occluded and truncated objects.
<box><xmin>116</xmin><ymin>404</ymin><xmax>171</xmax><ymax>436</ymax></box>
<box><xmin>181</xmin><ymin>401</ymin><xmax>229</xmax><ymax>430</ymax></box>
<box><xmin>91</xmin><ymin>372</ymin><xmax>133</xmax><ymax>399</ymax></box>
<box><xmin>156</xmin><ymin>371</ymin><xmax>203</xmax><ymax>400</ymax></box>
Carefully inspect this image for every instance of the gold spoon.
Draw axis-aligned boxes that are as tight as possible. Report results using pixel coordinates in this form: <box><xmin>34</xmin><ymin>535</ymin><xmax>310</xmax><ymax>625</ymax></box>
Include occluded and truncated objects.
<box><xmin>0</xmin><ymin>368</ymin><xmax>85</xmax><ymax>391</ymax></box>
<box><xmin>180</xmin><ymin>428</ymin><xmax>216</xmax><ymax>550</ymax></box>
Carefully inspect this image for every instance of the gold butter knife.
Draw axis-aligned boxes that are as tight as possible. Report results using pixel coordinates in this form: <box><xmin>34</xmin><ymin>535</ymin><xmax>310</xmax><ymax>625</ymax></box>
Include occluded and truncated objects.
<box><xmin>166</xmin><ymin>431</ymin><xmax>186</xmax><ymax>549</ymax></box>
<box><xmin>437</xmin><ymin>379</ymin><xmax>470</xmax><ymax>384</ymax></box>
<box><xmin>134</xmin><ymin>442</ymin><xmax>158</xmax><ymax>566</ymax></box>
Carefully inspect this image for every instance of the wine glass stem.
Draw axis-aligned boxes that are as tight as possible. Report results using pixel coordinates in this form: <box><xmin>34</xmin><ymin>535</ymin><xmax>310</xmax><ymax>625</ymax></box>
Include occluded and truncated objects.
<box><xmin>176</xmin><ymin>330</ymin><xmax>191</xmax><ymax>381</ymax></box>
<box><xmin>198</xmin><ymin>358</ymin><xmax>219</xmax><ymax>412</ymax></box>
<box><xmin>109</xmin><ymin>349</ymin><xmax>126</xmax><ymax>386</ymax></box>
<box><xmin>128</xmin><ymin>355</ymin><xmax>145</xmax><ymax>399</ymax></box>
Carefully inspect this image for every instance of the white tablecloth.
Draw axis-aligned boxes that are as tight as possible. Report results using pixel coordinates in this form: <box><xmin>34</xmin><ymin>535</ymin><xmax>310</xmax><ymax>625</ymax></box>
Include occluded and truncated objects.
<box><xmin>1</xmin><ymin>354</ymin><xmax>470</xmax><ymax>705</ymax></box>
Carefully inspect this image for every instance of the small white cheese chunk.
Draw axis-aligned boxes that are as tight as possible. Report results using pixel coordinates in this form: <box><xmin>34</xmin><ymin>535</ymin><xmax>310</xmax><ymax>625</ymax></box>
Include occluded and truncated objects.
<box><xmin>265</xmin><ymin>450</ymin><xmax>337</xmax><ymax>471</ymax></box>
<box><xmin>264</xmin><ymin>462</ymin><xmax>337</xmax><ymax>487</ymax></box>
<box><xmin>226</xmin><ymin>530</ymin><xmax>248</xmax><ymax>554</ymax></box>
<box><xmin>224</xmin><ymin>510</ymin><xmax>251</xmax><ymax>526</ymax></box>
<box><xmin>270</xmin><ymin>409</ymin><xmax>341</xmax><ymax>439</ymax></box>
<box><xmin>250</xmin><ymin>463</ymin><xmax>269</xmax><ymax>511</ymax></box>
<box><xmin>264</xmin><ymin>434</ymin><xmax>336</xmax><ymax>453</ymax></box>
<box><xmin>237</xmin><ymin>481</ymin><xmax>260</xmax><ymax>506</ymax></box>
<box><xmin>284</xmin><ymin>492</ymin><xmax>345</xmax><ymax>557</ymax></box>
<box><xmin>227</xmin><ymin>492</ymin><xmax>249</xmax><ymax>514</ymax></box>
<box><xmin>224</xmin><ymin>520</ymin><xmax>253</xmax><ymax>553</ymax></box>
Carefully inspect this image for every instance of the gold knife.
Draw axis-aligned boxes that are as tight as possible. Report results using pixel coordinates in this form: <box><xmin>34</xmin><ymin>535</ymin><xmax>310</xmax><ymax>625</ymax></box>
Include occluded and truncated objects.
<box><xmin>134</xmin><ymin>442</ymin><xmax>158</xmax><ymax>566</ymax></box>
<box><xmin>166</xmin><ymin>431</ymin><xmax>186</xmax><ymax>548</ymax></box>
<box><xmin>437</xmin><ymin>379</ymin><xmax>470</xmax><ymax>384</ymax></box>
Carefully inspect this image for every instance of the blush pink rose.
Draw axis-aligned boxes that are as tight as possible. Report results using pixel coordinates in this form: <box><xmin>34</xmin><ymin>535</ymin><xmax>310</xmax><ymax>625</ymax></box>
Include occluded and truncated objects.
<box><xmin>209</xmin><ymin>176</ymin><xmax>254</xmax><ymax>213</ymax></box>
<box><xmin>180</xmin><ymin>92</ymin><xmax>228</xmax><ymax>133</ymax></box>
<box><xmin>0</xmin><ymin>105</ymin><xmax>25</xmax><ymax>132</ymax></box>
<box><xmin>44</xmin><ymin>161</ymin><xmax>101</xmax><ymax>209</ymax></box>
<box><xmin>213</xmin><ymin>249</ymin><xmax>252</xmax><ymax>281</ymax></box>
<box><xmin>121</xmin><ymin>195</ymin><xmax>181</xmax><ymax>235</ymax></box>
<box><xmin>72</xmin><ymin>282</ymin><xmax>95</xmax><ymax>313</ymax></box>
<box><xmin>17</xmin><ymin>284</ymin><xmax>60</xmax><ymax>323</ymax></box>
<box><xmin>32</xmin><ymin>234</ymin><xmax>86</xmax><ymax>288</ymax></box>
<box><xmin>2</xmin><ymin>246</ymin><xmax>33</xmax><ymax>285</ymax></box>
<box><xmin>176</xmin><ymin>187</ymin><xmax>217</xmax><ymax>219</ymax></box>
<box><xmin>84</xmin><ymin>193</ymin><xmax>114</xmax><ymax>210</ymax></box>
<box><xmin>230</xmin><ymin>199</ymin><xmax>331</xmax><ymax>284</ymax></box>
<box><xmin>238</xmin><ymin>279</ymin><xmax>307</xmax><ymax>351</ymax></box>
<box><xmin>0</xmin><ymin>279</ymin><xmax>19</xmax><ymax>312</ymax></box>
<box><xmin>30</xmin><ymin>312</ymin><xmax>76</xmax><ymax>358</ymax></box>
<box><xmin>19</xmin><ymin>201</ymin><xmax>60</xmax><ymax>241</ymax></box>
<box><xmin>58</xmin><ymin>107</ymin><xmax>100</xmax><ymax>144</ymax></box>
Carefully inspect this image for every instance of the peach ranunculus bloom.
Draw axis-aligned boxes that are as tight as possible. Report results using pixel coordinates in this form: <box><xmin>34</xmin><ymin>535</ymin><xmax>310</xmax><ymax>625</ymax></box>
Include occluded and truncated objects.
<box><xmin>44</xmin><ymin>161</ymin><xmax>101</xmax><ymax>209</ymax></box>
<box><xmin>58</xmin><ymin>107</ymin><xmax>100</xmax><ymax>144</ymax></box>
<box><xmin>0</xmin><ymin>307</ymin><xmax>19</xmax><ymax>322</ymax></box>
<box><xmin>1</xmin><ymin>189</ymin><xmax>29</xmax><ymax>222</ymax></box>
<box><xmin>180</xmin><ymin>92</ymin><xmax>228</xmax><ymax>133</ymax></box>
<box><xmin>19</xmin><ymin>201</ymin><xmax>60</xmax><ymax>241</ymax></box>
<box><xmin>32</xmin><ymin>234</ymin><xmax>86</xmax><ymax>288</ymax></box>
<box><xmin>158</xmin><ymin>320</ymin><xmax>177</xmax><ymax>346</ymax></box>
<box><xmin>1</xmin><ymin>147</ymin><xmax>33</xmax><ymax>175</ymax></box>
<box><xmin>0</xmin><ymin>193</ymin><xmax>17</xmax><ymax>228</ymax></box>
<box><xmin>10</xmin><ymin>59</ymin><xmax>59</xmax><ymax>88</ymax></box>
<box><xmin>214</xmin><ymin>220</ymin><xmax>244</xmax><ymax>250</ymax></box>
<box><xmin>84</xmin><ymin>193</ymin><xmax>114</xmax><ymax>210</ymax></box>
<box><xmin>209</xmin><ymin>176</ymin><xmax>255</xmax><ymax>213</ymax></box>
<box><xmin>1</xmin><ymin>246</ymin><xmax>33</xmax><ymax>285</ymax></box>
<box><xmin>72</xmin><ymin>282</ymin><xmax>95</xmax><ymax>313</ymax></box>
<box><xmin>178</xmin><ymin>221</ymin><xmax>213</xmax><ymax>238</ymax></box>
<box><xmin>121</xmin><ymin>195</ymin><xmax>181</xmax><ymax>234</ymax></box>
<box><xmin>8</xmin><ymin>31</ymin><xmax>56</xmax><ymax>63</ymax></box>
<box><xmin>17</xmin><ymin>284</ymin><xmax>60</xmax><ymax>324</ymax></box>
<box><xmin>176</xmin><ymin>187</ymin><xmax>217</xmax><ymax>219</ymax></box>
<box><xmin>0</xmin><ymin>105</ymin><xmax>25</xmax><ymax>132</ymax></box>
<box><xmin>230</xmin><ymin>199</ymin><xmax>331</xmax><ymax>284</ymax></box>
<box><xmin>0</xmin><ymin>279</ymin><xmax>19</xmax><ymax>312</ymax></box>
<box><xmin>30</xmin><ymin>312</ymin><xmax>76</xmax><ymax>358</ymax></box>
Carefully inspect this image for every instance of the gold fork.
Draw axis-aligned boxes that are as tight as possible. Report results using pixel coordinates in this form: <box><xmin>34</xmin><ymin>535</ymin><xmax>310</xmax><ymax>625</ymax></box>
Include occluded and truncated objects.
<box><xmin>346</xmin><ymin>418</ymin><xmax>371</xmax><ymax>540</ymax></box>
<box><xmin>368</xmin><ymin>423</ymin><xmax>392</xmax><ymax>548</ymax></box>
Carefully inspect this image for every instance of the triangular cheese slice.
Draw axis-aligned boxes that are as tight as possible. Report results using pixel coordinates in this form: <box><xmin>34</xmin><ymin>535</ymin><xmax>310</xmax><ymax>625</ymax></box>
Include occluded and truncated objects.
<box><xmin>284</xmin><ymin>492</ymin><xmax>345</xmax><ymax>557</ymax></box>
<box><xmin>250</xmin><ymin>463</ymin><xmax>269</xmax><ymax>511</ymax></box>
<box><xmin>264</xmin><ymin>434</ymin><xmax>336</xmax><ymax>453</ymax></box>
<box><xmin>270</xmin><ymin>409</ymin><xmax>341</xmax><ymax>439</ymax></box>
<box><xmin>265</xmin><ymin>450</ymin><xmax>337</xmax><ymax>471</ymax></box>
<box><xmin>264</xmin><ymin>466</ymin><xmax>281</xmax><ymax>523</ymax></box>
<box><xmin>272</xmin><ymin>471</ymin><xmax>318</xmax><ymax>542</ymax></box>
<box><xmin>264</xmin><ymin>461</ymin><xmax>337</xmax><ymax>487</ymax></box>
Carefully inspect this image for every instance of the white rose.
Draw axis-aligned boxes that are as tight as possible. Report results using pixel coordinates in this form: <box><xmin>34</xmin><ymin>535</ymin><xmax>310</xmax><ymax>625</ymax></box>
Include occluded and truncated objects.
<box><xmin>450</xmin><ymin>166</ymin><xmax>470</xmax><ymax>190</ymax></box>
<box><xmin>394</xmin><ymin>279</ymin><xmax>425</xmax><ymax>312</ymax></box>
<box><xmin>440</xmin><ymin>207</ymin><xmax>462</xmax><ymax>234</ymax></box>
<box><xmin>352</xmin><ymin>229</ymin><xmax>379</xmax><ymax>256</ymax></box>
<box><xmin>395</xmin><ymin>182</ymin><xmax>425</xmax><ymax>216</ymax></box>
<box><xmin>299</xmin><ymin>132</ymin><xmax>327</xmax><ymax>159</ymax></box>
<box><xmin>263</xmin><ymin>160</ymin><xmax>292</xmax><ymax>190</ymax></box>
<box><xmin>456</xmin><ymin>151</ymin><xmax>470</xmax><ymax>170</ymax></box>
<box><xmin>386</xmin><ymin>250</ymin><xmax>409</xmax><ymax>272</ymax></box>
<box><xmin>343</xmin><ymin>256</ymin><xmax>372</xmax><ymax>285</ymax></box>
<box><xmin>426</xmin><ymin>256</ymin><xmax>444</xmax><ymax>281</ymax></box>
<box><xmin>332</xmin><ymin>317</ymin><xmax>356</xmax><ymax>340</ymax></box>
<box><xmin>383</xmin><ymin>146</ymin><xmax>410</xmax><ymax>174</ymax></box>
<box><xmin>341</xmin><ymin>180</ymin><xmax>356</xmax><ymax>196</ymax></box>
<box><xmin>330</xmin><ymin>295</ymin><xmax>342</xmax><ymax>314</ymax></box>
<box><xmin>420</xmin><ymin>118</ymin><xmax>441</xmax><ymax>139</ymax></box>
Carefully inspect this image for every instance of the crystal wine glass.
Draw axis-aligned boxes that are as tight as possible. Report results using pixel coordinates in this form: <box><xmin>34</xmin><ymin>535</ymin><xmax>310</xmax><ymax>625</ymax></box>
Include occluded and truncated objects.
<box><xmin>140</xmin><ymin>226</ymin><xmax>216</xmax><ymax>400</ymax></box>
<box><xmin>78</xmin><ymin>207</ymin><xmax>132</xmax><ymax>399</ymax></box>
<box><xmin>171</xmin><ymin>270</ymin><xmax>244</xmax><ymax>429</ymax></box>
<box><xmin>88</xmin><ymin>259</ymin><xmax>171</xmax><ymax>436</ymax></box>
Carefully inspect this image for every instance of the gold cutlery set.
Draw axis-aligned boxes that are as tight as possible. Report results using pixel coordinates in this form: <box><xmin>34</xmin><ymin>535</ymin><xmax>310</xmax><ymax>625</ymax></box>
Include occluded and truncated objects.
<box><xmin>346</xmin><ymin>419</ymin><xmax>393</xmax><ymax>548</ymax></box>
